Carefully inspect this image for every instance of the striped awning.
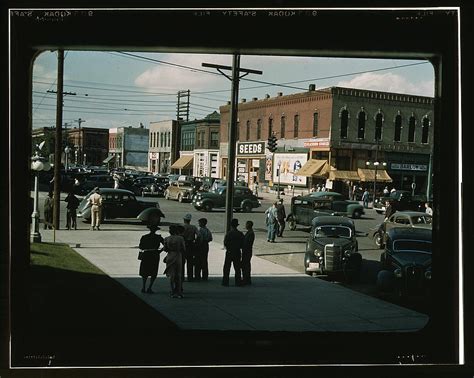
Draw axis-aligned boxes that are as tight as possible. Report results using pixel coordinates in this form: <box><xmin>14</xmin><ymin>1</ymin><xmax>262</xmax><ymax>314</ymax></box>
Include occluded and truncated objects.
<box><xmin>171</xmin><ymin>155</ymin><xmax>194</xmax><ymax>169</ymax></box>
<box><xmin>357</xmin><ymin>168</ymin><xmax>393</xmax><ymax>182</ymax></box>
<box><xmin>296</xmin><ymin>159</ymin><xmax>329</xmax><ymax>177</ymax></box>
<box><xmin>329</xmin><ymin>170</ymin><xmax>361</xmax><ymax>182</ymax></box>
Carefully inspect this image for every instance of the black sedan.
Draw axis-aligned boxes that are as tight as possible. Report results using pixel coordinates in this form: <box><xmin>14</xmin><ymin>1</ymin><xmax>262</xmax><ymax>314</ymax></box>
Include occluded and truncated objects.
<box><xmin>304</xmin><ymin>216</ymin><xmax>361</xmax><ymax>281</ymax></box>
<box><xmin>376</xmin><ymin>227</ymin><xmax>432</xmax><ymax>298</ymax></box>
<box><xmin>77</xmin><ymin>188</ymin><xmax>165</xmax><ymax>225</ymax></box>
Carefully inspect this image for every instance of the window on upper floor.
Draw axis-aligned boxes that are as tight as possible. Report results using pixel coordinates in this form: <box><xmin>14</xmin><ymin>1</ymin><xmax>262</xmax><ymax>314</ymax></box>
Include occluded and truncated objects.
<box><xmin>340</xmin><ymin>109</ymin><xmax>348</xmax><ymax>139</ymax></box>
<box><xmin>268</xmin><ymin>118</ymin><xmax>273</xmax><ymax>138</ymax></box>
<box><xmin>246</xmin><ymin>120</ymin><xmax>251</xmax><ymax>141</ymax></box>
<box><xmin>394</xmin><ymin>114</ymin><xmax>402</xmax><ymax>142</ymax></box>
<box><xmin>312</xmin><ymin>112</ymin><xmax>319</xmax><ymax>137</ymax></box>
<box><xmin>375</xmin><ymin>112</ymin><xmax>383</xmax><ymax>141</ymax></box>
<box><xmin>408</xmin><ymin>115</ymin><xmax>416</xmax><ymax>142</ymax></box>
<box><xmin>280</xmin><ymin>116</ymin><xmax>286</xmax><ymax>139</ymax></box>
<box><xmin>294</xmin><ymin>114</ymin><xmax>299</xmax><ymax>138</ymax></box>
<box><xmin>210</xmin><ymin>131</ymin><xmax>219</xmax><ymax>148</ymax></box>
<box><xmin>257</xmin><ymin>119</ymin><xmax>262</xmax><ymax>140</ymax></box>
<box><xmin>421</xmin><ymin>117</ymin><xmax>430</xmax><ymax>144</ymax></box>
<box><xmin>357</xmin><ymin>111</ymin><xmax>366</xmax><ymax>139</ymax></box>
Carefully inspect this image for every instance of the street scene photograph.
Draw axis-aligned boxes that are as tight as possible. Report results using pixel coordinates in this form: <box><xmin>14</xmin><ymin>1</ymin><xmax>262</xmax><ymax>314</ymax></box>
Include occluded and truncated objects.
<box><xmin>7</xmin><ymin>7</ymin><xmax>464</xmax><ymax>372</ymax></box>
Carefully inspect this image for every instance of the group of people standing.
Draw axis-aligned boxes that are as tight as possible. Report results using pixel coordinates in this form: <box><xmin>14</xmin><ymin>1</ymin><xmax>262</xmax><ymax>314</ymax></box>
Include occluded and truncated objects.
<box><xmin>138</xmin><ymin>214</ymin><xmax>256</xmax><ymax>296</ymax></box>
<box><xmin>264</xmin><ymin>199</ymin><xmax>286</xmax><ymax>242</ymax></box>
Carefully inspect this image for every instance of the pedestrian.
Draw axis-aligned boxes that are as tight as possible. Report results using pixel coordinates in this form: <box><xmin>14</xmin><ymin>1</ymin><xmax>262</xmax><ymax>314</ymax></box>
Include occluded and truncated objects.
<box><xmin>163</xmin><ymin>224</ymin><xmax>186</xmax><ymax>298</ymax></box>
<box><xmin>88</xmin><ymin>187</ymin><xmax>103</xmax><ymax>230</ymax></box>
<box><xmin>276</xmin><ymin>198</ymin><xmax>286</xmax><ymax>237</ymax></box>
<box><xmin>196</xmin><ymin>218</ymin><xmax>213</xmax><ymax>281</ymax></box>
<box><xmin>241</xmin><ymin>220</ymin><xmax>255</xmax><ymax>286</ymax></box>
<box><xmin>384</xmin><ymin>200</ymin><xmax>396</xmax><ymax>221</ymax></box>
<box><xmin>222</xmin><ymin>218</ymin><xmax>244</xmax><ymax>286</ymax></box>
<box><xmin>265</xmin><ymin>202</ymin><xmax>279</xmax><ymax>242</ymax></box>
<box><xmin>383</xmin><ymin>186</ymin><xmax>389</xmax><ymax>196</ymax></box>
<box><xmin>43</xmin><ymin>191</ymin><xmax>54</xmax><ymax>229</ymax></box>
<box><xmin>138</xmin><ymin>224</ymin><xmax>164</xmax><ymax>294</ymax></box>
<box><xmin>425</xmin><ymin>202</ymin><xmax>433</xmax><ymax>216</ymax></box>
<box><xmin>113</xmin><ymin>173</ymin><xmax>120</xmax><ymax>189</ymax></box>
<box><xmin>182</xmin><ymin>213</ymin><xmax>199</xmax><ymax>281</ymax></box>
<box><xmin>362</xmin><ymin>188</ymin><xmax>370</xmax><ymax>209</ymax></box>
<box><xmin>64</xmin><ymin>190</ymin><xmax>80</xmax><ymax>230</ymax></box>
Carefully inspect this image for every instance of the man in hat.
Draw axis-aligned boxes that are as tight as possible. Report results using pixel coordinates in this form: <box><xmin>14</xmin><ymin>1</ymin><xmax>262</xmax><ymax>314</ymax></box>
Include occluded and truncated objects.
<box><xmin>196</xmin><ymin>218</ymin><xmax>213</xmax><ymax>281</ymax></box>
<box><xmin>276</xmin><ymin>198</ymin><xmax>286</xmax><ymax>237</ymax></box>
<box><xmin>222</xmin><ymin>218</ymin><xmax>244</xmax><ymax>286</ymax></box>
<box><xmin>182</xmin><ymin>213</ymin><xmax>198</xmax><ymax>281</ymax></box>
<box><xmin>88</xmin><ymin>187</ymin><xmax>103</xmax><ymax>230</ymax></box>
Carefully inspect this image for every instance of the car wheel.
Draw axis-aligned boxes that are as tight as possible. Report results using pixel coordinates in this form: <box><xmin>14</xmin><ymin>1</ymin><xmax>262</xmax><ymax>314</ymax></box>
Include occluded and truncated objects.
<box><xmin>288</xmin><ymin>218</ymin><xmax>297</xmax><ymax>231</ymax></box>
<box><xmin>352</xmin><ymin>209</ymin><xmax>362</xmax><ymax>219</ymax></box>
<box><xmin>374</xmin><ymin>232</ymin><xmax>384</xmax><ymax>249</ymax></box>
<box><xmin>203</xmin><ymin>203</ymin><xmax>212</xmax><ymax>212</ymax></box>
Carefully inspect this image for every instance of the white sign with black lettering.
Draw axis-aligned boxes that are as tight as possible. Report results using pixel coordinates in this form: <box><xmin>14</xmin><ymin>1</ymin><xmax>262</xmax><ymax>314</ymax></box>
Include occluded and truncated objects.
<box><xmin>237</xmin><ymin>142</ymin><xmax>265</xmax><ymax>155</ymax></box>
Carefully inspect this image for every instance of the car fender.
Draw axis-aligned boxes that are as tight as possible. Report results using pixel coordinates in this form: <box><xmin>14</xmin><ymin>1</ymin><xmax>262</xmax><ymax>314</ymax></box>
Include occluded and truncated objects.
<box><xmin>137</xmin><ymin>207</ymin><xmax>165</xmax><ymax>221</ymax></box>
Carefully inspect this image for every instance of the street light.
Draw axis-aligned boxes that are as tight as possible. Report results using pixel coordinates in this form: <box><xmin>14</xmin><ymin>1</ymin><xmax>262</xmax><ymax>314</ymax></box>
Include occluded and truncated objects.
<box><xmin>64</xmin><ymin>146</ymin><xmax>70</xmax><ymax>172</ymax></box>
<box><xmin>277</xmin><ymin>160</ymin><xmax>282</xmax><ymax>200</ymax></box>
<box><xmin>366</xmin><ymin>160</ymin><xmax>387</xmax><ymax>206</ymax></box>
<box><xmin>31</xmin><ymin>152</ymin><xmax>51</xmax><ymax>243</ymax></box>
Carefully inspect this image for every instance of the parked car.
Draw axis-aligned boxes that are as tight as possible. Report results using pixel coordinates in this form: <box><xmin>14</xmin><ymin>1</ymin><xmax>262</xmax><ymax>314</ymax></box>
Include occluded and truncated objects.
<box><xmin>129</xmin><ymin>176</ymin><xmax>159</xmax><ymax>196</ymax></box>
<box><xmin>304</xmin><ymin>216</ymin><xmax>361</xmax><ymax>281</ymax></box>
<box><xmin>192</xmin><ymin>185</ymin><xmax>261</xmax><ymax>212</ymax></box>
<box><xmin>77</xmin><ymin>188</ymin><xmax>165</xmax><ymax>224</ymax></box>
<box><xmin>74</xmin><ymin>174</ymin><xmax>115</xmax><ymax>196</ymax></box>
<box><xmin>369</xmin><ymin>211</ymin><xmax>432</xmax><ymax>249</ymax></box>
<box><xmin>373</xmin><ymin>190</ymin><xmax>426</xmax><ymax>214</ymax></box>
<box><xmin>164</xmin><ymin>181</ymin><xmax>195</xmax><ymax>202</ymax></box>
<box><xmin>141</xmin><ymin>176</ymin><xmax>170</xmax><ymax>197</ymax></box>
<box><xmin>376</xmin><ymin>227</ymin><xmax>432</xmax><ymax>298</ymax></box>
<box><xmin>287</xmin><ymin>193</ymin><xmax>364</xmax><ymax>230</ymax></box>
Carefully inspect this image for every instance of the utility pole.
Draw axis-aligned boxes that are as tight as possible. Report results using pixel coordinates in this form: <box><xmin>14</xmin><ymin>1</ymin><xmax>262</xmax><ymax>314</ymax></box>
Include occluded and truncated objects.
<box><xmin>202</xmin><ymin>56</ymin><xmax>262</xmax><ymax>234</ymax></box>
<box><xmin>177</xmin><ymin>90</ymin><xmax>190</xmax><ymax>122</ymax></box>
<box><xmin>74</xmin><ymin>117</ymin><xmax>86</xmax><ymax>165</ymax></box>
<box><xmin>53</xmin><ymin>49</ymin><xmax>64</xmax><ymax>230</ymax></box>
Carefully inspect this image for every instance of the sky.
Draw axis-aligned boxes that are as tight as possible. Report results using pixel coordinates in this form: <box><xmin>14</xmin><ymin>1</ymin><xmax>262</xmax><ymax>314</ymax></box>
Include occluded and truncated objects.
<box><xmin>32</xmin><ymin>51</ymin><xmax>435</xmax><ymax>130</ymax></box>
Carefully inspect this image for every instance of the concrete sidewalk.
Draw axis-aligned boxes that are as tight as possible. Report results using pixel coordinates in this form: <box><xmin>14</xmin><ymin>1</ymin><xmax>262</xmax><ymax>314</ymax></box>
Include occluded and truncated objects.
<box><xmin>41</xmin><ymin>228</ymin><xmax>428</xmax><ymax>332</ymax></box>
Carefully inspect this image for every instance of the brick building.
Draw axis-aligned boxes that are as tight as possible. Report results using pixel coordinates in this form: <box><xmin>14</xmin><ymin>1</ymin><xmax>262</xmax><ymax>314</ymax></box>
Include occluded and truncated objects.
<box><xmin>105</xmin><ymin>125</ymin><xmax>149</xmax><ymax>170</ymax></box>
<box><xmin>147</xmin><ymin>119</ymin><xmax>179</xmax><ymax>174</ymax></box>
<box><xmin>219</xmin><ymin>86</ymin><xmax>434</xmax><ymax>194</ymax></box>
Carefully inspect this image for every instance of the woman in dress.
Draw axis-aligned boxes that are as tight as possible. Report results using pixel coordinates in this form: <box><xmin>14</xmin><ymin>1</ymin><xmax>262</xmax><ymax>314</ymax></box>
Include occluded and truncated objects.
<box><xmin>138</xmin><ymin>224</ymin><xmax>164</xmax><ymax>294</ymax></box>
<box><xmin>163</xmin><ymin>224</ymin><xmax>186</xmax><ymax>298</ymax></box>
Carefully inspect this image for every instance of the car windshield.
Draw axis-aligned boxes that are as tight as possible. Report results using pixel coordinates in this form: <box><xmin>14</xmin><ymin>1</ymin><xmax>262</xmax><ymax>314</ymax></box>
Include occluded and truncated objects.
<box><xmin>313</xmin><ymin>225</ymin><xmax>352</xmax><ymax>239</ymax></box>
<box><xmin>410</xmin><ymin>215</ymin><xmax>432</xmax><ymax>225</ymax></box>
<box><xmin>393</xmin><ymin>240</ymin><xmax>432</xmax><ymax>253</ymax></box>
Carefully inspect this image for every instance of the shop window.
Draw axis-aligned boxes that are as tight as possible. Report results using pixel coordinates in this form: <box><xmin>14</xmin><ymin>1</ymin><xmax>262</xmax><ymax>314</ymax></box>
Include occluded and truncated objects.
<box><xmin>421</xmin><ymin>117</ymin><xmax>430</xmax><ymax>144</ymax></box>
<box><xmin>312</xmin><ymin>112</ymin><xmax>319</xmax><ymax>137</ymax></box>
<box><xmin>246</xmin><ymin>120</ymin><xmax>251</xmax><ymax>141</ymax></box>
<box><xmin>408</xmin><ymin>115</ymin><xmax>416</xmax><ymax>142</ymax></box>
<box><xmin>280</xmin><ymin>116</ymin><xmax>286</xmax><ymax>139</ymax></box>
<box><xmin>357</xmin><ymin>110</ymin><xmax>366</xmax><ymax>139</ymax></box>
<box><xmin>375</xmin><ymin>112</ymin><xmax>383</xmax><ymax>141</ymax></box>
<box><xmin>394</xmin><ymin>114</ymin><xmax>402</xmax><ymax>142</ymax></box>
<box><xmin>257</xmin><ymin>119</ymin><xmax>262</xmax><ymax>140</ymax></box>
<box><xmin>340</xmin><ymin>109</ymin><xmax>348</xmax><ymax>139</ymax></box>
<box><xmin>268</xmin><ymin>118</ymin><xmax>273</xmax><ymax>138</ymax></box>
<box><xmin>294</xmin><ymin>114</ymin><xmax>299</xmax><ymax>138</ymax></box>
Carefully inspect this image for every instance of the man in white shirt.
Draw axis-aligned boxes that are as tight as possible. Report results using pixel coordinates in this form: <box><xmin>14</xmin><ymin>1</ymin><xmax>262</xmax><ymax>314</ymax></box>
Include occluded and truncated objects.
<box><xmin>88</xmin><ymin>187</ymin><xmax>103</xmax><ymax>230</ymax></box>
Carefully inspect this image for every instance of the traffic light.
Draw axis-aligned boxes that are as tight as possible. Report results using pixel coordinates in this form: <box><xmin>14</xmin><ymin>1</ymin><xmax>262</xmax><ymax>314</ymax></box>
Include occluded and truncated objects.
<box><xmin>267</xmin><ymin>135</ymin><xmax>278</xmax><ymax>152</ymax></box>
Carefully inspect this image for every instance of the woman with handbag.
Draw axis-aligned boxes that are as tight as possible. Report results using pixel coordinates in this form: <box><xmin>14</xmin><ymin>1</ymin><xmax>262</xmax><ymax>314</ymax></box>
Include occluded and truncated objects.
<box><xmin>138</xmin><ymin>224</ymin><xmax>164</xmax><ymax>294</ymax></box>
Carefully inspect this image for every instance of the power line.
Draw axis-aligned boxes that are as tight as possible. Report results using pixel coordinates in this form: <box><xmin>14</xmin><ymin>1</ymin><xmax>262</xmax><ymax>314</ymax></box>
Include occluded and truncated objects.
<box><xmin>33</xmin><ymin>102</ymin><xmax>177</xmax><ymax>113</ymax></box>
<box><xmin>33</xmin><ymin>92</ymin><xmax>178</xmax><ymax>106</ymax></box>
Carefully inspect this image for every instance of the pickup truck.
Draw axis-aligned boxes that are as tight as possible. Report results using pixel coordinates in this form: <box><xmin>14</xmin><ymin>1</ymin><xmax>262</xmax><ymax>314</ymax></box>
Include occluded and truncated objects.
<box><xmin>373</xmin><ymin>190</ymin><xmax>426</xmax><ymax>214</ymax></box>
<box><xmin>192</xmin><ymin>185</ymin><xmax>261</xmax><ymax>212</ymax></box>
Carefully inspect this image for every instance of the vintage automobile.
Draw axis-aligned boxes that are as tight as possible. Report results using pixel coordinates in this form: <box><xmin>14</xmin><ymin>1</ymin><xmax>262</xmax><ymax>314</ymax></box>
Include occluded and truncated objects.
<box><xmin>77</xmin><ymin>188</ymin><xmax>165</xmax><ymax>225</ymax></box>
<box><xmin>128</xmin><ymin>176</ymin><xmax>159</xmax><ymax>196</ymax></box>
<box><xmin>373</xmin><ymin>190</ymin><xmax>426</xmax><ymax>214</ymax></box>
<box><xmin>287</xmin><ymin>193</ymin><xmax>364</xmax><ymax>230</ymax></box>
<box><xmin>164</xmin><ymin>180</ymin><xmax>195</xmax><ymax>202</ymax></box>
<box><xmin>73</xmin><ymin>174</ymin><xmax>115</xmax><ymax>196</ymax></box>
<box><xmin>192</xmin><ymin>185</ymin><xmax>261</xmax><ymax>212</ymax></box>
<box><xmin>141</xmin><ymin>176</ymin><xmax>170</xmax><ymax>197</ymax></box>
<box><xmin>376</xmin><ymin>227</ymin><xmax>432</xmax><ymax>298</ymax></box>
<box><xmin>369</xmin><ymin>211</ymin><xmax>432</xmax><ymax>249</ymax></box>
<box><xmin>304</xmin><ymin>216</ymin><xmax>361</xmax><ymax>281</ymax></box>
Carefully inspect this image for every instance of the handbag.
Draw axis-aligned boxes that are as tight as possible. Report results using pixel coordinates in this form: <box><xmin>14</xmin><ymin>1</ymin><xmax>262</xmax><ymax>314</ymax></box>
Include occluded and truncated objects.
<box><xmin>138</xmin><ymin>250</ymin><xmax>144</xmax><ymax>260</ymax></box>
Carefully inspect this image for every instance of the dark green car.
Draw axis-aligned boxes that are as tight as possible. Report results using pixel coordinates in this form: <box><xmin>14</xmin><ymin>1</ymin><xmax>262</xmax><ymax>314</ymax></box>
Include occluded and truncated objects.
<box><xmin>192</xmin><ymin>185</ymin><xmax>261</xmax><ymax>212</ymax></box>
<box><xmin>287</xmin><ymin>192</ymin><xmax>364</xmax><ymax>230</ymax></box>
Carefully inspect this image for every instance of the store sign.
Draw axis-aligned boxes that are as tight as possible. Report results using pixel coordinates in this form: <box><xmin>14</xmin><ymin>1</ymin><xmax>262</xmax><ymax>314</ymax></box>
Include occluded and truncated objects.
<box><xmin>391</xmin><ymin>163</ymin><xmax>428</xmax><ymax>171</ymax></box>
<box><xmin>273</xmin><ymin>153</ymin><xmax>308</xmax><ymax>186</ymax></box>
<box><xmin>237</xmin><ymin>142</ymin><xmax>265</xmax><ymax>155</ymax></box>
<box><xmin>303</xmin><ymin>138</ymin><xmax>330</xmax><ymax>148</ymax></box>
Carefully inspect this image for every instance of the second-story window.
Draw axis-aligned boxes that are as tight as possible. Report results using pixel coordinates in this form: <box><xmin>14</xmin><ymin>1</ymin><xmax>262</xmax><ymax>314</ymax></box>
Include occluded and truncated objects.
<box><xmin>168</xmin><ymin>131</ymin><xmax>171</xmax><ymax>147</ymax></box>
<box><xmin>421</xmin><ymin>117</ymin><xmax>430</xmax><ymax>144</ymax></box>
<box><xmin>375</xmin><ymin>112</ymin><xmax>383</xmax><ymax>141</ymax></box>
<box><xmin>294</xmin><ymin>114</ymin><xmax>299</xmax><ymax>138</ymax></box>
<box><xmin>257</xmin><ymin>119</ymin><xmax>262</xmax><ymax>139</ymax></box>
<box><xmin>394</xmin><ymin>114</ymin><xmax>402</xmax><ymax>142</ymax></box>
<box><xmin>357</xmin><ymin>110</ymin><xmax>366</xmax><ymax>139</ymax></box>
<box><xmin>312</xmin><ymin>112</ymin><xmax>319</xmax><ymax>137</ymax></box>
<box><xmin>340</xmin><ymin>109</ymin><xmax>348</xmax><ymax>139</ymax></box>
<box><xmin>210</xmin><ymin>131</ymin><xmax>219</xmax><ymax>148</ymax></box>
<box><xmin>280</xmin><ymin>116</ymin><xmax>286</xmax><ymax>139</ymax></box>
<box><xmin>246</xmin><ymin>120</ymin><xmax>251</xmax><ymax>141</ymax></box>
<box><xmin>408</xmin><ymin>115</ymin><xmax>416</xmax><ymax>142</ymax></box>
<box><xmin>268</xmin><ymin>117</ymin><xmax>273</xmax><ymax>138</ymax></box>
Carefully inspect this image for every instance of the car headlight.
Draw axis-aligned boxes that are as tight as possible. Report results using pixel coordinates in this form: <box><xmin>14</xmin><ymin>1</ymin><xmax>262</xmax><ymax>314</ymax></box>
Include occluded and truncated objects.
<box><xmin>314</xmin><ymin>249</ymin><xmax>322</xmax><ymax>257</ymax></box>
<box><xmin>344</xmin><ymin>249</ymin><xmax>351</xmax><ymax>257</ymax></box>
<box><xmin>425</xmin><ymin>270</ymin><xmax>432</xmax><ymax>280</ymax></box>
<box><xmin>394</xmin><ymin>268</ymin><xmax>402</xmax><ymax>278</ymax></box>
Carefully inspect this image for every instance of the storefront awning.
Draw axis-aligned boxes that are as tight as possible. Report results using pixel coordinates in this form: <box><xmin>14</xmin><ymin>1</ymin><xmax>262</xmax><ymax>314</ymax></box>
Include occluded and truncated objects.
<box><xmin>357</xmin><ymin>168</ymin><xmax>393</xmax><ymax>183</ymax></box>
<box><xmin>296</xmin><ymin>159</ymin><xmax>329</xmax><ymax>177</ymax></box>
<box><xmin>103</xmin><ymin>155</ymin><xmax>116</xmax><ymax>164</ymax></box>
<box><xmin>171</xmin><ymin>155</ymin><xmax>194</xmax><ymax>169</ymax></box>
<box><xmin>329</xmin><ymin>170</ymin><xmax>361</xmax><ymax>182</ymax></box>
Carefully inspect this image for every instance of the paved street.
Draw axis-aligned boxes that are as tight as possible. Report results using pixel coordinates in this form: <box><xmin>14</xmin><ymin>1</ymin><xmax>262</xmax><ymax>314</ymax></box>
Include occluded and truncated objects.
<box><xmin>35</xmin><ymin>189</ymin><xmax>429</xmax><ymax>332</ymax></box>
